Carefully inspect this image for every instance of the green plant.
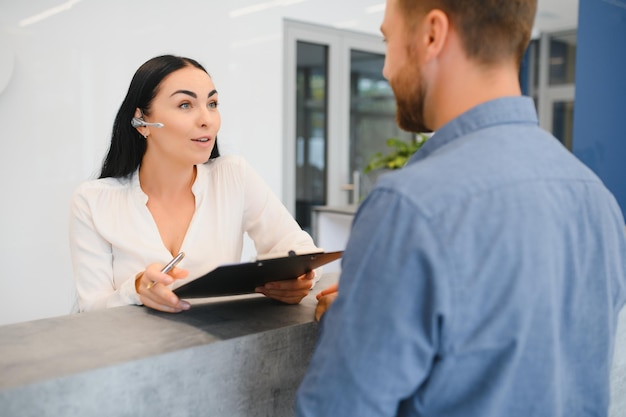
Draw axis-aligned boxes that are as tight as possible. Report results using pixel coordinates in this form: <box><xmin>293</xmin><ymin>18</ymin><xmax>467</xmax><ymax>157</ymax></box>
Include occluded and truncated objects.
<box><xmin>364</xmin><ymin>133</ymin><xmax>428</xmax><ymax>173</ymax></box>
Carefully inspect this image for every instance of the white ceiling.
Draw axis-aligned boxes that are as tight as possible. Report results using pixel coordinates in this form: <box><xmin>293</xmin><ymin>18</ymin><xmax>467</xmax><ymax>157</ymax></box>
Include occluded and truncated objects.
<box><xmin>535</xmin><ymin>0</ymin><xmax>579</xmax><ymax>34</ymax></box>
<box><xmin>0</xmin><ymin>0</ymin><xmax>580</xmax><ymax>35</ymax></box>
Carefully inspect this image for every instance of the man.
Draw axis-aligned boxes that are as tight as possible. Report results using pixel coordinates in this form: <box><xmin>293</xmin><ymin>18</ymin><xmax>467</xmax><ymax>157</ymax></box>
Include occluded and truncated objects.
<box><xmin>295</xmin><ymin>1</ymin><xmax>626</xmax><ymax>416</ymax></box>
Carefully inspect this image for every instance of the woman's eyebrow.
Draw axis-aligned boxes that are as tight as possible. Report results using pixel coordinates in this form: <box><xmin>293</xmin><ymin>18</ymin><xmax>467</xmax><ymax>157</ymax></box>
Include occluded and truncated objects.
<box><xmin>170</xmin><ymin>89</ymin><xmax>218</xmax><ymax>98</ymax></box>
<box><xmin>170</xmin><ymin>89</ymin><xmax>196</xmax><ymax>98</ymax></box>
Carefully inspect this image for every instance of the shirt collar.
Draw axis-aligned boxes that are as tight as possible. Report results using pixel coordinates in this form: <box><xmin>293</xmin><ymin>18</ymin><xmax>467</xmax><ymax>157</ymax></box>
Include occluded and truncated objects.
<box><xmin>192</xmin><ymin>163</ymin><xmax>208</xmax><ymax>201</ymax></box>
<box><xmin>130</xmin><ymin>163</ymin><xmax>209</xmax><ymax>205</ymax></box>
<box><xmin>407</xmin><ymin>96</ymin><xmax>538</xmax><ymax>165</ymax></box>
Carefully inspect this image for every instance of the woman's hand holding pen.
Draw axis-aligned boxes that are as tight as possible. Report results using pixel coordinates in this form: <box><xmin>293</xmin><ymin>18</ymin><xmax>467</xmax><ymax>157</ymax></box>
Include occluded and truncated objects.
<box><xmin>255</xmin><ymin>270</ymin><xmax>316</xmax><ymax>304</ymax></box>
<box><xmin>135</xmin><ymin>263</ymin><xmax>190</xmax><ymax>313</ymax></box>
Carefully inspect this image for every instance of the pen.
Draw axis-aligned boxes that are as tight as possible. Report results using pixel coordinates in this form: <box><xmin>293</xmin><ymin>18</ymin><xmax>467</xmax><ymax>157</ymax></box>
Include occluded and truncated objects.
<box><xmin>146</xmin><ymin>251</ymin><xmax>185</xmax><ymax>289</ymax></box>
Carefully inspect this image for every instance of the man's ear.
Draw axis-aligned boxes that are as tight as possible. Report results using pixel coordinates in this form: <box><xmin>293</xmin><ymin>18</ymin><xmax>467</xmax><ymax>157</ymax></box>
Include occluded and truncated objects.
<box><xmin>422</xmin><ymin>9</ymin><xmax>449</xmax><ymax>62</ymax></box>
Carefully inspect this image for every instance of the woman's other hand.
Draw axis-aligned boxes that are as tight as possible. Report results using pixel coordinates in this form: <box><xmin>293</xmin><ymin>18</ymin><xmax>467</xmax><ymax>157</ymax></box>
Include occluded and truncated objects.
<box><xmin>135</xmin><ymin>263</ymin><xmax>190</xmax><ymax>312</ymax></box>
<box><xmin>255</xmin><ymin>270</ymin><xmax>315</xmax><ymax>304</ymax></box>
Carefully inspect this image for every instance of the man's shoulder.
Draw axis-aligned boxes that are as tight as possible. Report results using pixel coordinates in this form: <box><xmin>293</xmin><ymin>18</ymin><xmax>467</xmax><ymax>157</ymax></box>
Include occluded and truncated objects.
<box><xmin>371</xmin><ymin>129</ymin><xmax>601</xmax><ymax>218</ymax></box>
<box><xmin>372</xmin><ymin>144</ymin><xmax>485</xmax><ymax>212</ymax></box>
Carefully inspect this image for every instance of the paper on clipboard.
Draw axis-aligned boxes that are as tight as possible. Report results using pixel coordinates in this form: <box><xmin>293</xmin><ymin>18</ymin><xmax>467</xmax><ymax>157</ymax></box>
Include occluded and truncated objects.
<box><xmin>173</xmin><ymin>250</ymin><xmax>343</xmax><ymax>298</ymax></box>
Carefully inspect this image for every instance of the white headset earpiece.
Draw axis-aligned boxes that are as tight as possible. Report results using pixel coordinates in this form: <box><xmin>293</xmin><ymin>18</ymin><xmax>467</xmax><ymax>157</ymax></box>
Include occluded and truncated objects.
<box><xmin>131</xmin><ymin>117</ymin><xmax>164</xmax><ymax>128</ymax></box>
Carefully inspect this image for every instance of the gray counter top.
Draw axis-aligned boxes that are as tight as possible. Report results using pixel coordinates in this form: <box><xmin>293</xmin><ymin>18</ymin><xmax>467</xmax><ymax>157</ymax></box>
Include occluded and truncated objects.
<box><xmin>0</xmin><ymin>273</ymin><xmax>339</xmax><ymax>417</ymax></box>
<box><xmin>1</xmin><ymin>271</ymin><xmax>624</xmax><ymax>416</ymax></box>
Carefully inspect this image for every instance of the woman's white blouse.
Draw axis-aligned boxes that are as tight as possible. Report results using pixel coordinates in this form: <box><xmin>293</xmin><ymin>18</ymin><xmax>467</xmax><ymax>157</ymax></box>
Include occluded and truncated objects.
<box><xmin>69</xmin><ymin>155</ymin><xmax>319</xmax><ymax>312</ymax></box>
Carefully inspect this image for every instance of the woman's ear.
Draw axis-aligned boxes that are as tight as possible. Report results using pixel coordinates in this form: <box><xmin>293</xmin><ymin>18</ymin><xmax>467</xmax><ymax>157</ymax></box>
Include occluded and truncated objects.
<box><xmin>133</xmin><ymin>108</ymin><xmax>148</xmax><ymax>138</ymax></box>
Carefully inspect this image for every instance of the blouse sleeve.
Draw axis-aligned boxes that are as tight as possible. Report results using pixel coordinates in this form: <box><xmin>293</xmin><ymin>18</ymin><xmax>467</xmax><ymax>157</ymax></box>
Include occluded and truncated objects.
<box><xmin>68</xmin><ymin>184</ymin><xmax>141</xmax><ymax>312</ymax></box>
<box><xmin>240</xmin><ymin>159</ymin><xmax>323</xmax><ymax>281</ymax></box>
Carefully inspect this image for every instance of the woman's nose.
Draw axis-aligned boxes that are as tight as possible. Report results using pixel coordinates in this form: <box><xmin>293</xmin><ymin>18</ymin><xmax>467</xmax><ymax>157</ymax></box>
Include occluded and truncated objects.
<box><xmin>198</xmin><ymin>107</ymin><xmax>216</xmax><ymax>127</ymax></box>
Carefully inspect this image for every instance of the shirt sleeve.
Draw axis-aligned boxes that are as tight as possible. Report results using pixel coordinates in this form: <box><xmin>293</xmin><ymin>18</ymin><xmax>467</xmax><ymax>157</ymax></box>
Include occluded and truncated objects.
<box><xmin>69</xmin><ymin>185</ymin><xmax>142</xmax><ymax>312</ymax></box>
<box><xmin>295</xmin><ymin>188</ymin><xmax>451</xmax><ymax>416</ymax></box>
<box><xmin>240</xmin><ymin>159</ymin><xmax>323</xmax><ymax>283</ymax></box>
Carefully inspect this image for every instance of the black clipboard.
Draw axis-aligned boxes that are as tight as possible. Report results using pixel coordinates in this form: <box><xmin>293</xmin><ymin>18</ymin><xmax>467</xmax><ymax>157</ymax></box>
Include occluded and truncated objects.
<box><xmin>173</xmin><ymin>250</ymin><xmax>343</xmax><ymax>298</ymax></box>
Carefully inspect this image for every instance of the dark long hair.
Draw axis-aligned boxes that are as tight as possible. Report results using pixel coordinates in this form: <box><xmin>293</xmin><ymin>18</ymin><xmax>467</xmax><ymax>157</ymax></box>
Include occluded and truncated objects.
<box><xmin>99</xmin><ymin>55</ymin><xmax>220</xmax><ymax>179</ymax></box>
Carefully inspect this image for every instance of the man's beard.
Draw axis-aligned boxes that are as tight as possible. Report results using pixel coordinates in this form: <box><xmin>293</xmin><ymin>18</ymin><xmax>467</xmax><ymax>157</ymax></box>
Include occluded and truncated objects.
<box><xmin>391</xmin><ymin>62</ymin><xmax>431</xmax><ymax>133</ymax></box>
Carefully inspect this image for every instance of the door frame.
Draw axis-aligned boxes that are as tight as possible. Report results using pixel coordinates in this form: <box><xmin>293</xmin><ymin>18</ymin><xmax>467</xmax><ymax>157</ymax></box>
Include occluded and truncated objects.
<box><xmin>535</xmin><ymin>31</ymin><xmax>576</xmax><ymax>149</ymax></box>
<box><xmin>282</xmin><ymin>19</ymin><xmax>385</xmax><ymax>213</ymax></box>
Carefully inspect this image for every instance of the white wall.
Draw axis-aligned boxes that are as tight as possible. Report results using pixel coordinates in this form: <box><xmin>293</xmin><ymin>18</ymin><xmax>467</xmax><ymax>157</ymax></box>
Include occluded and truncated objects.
<box><xmin>0</xmin><ymin>0</ymin><xmax>577</xmax><ymax>326</ymax></box>
<box><xmin>0</xmin><ymin>0</ymin><xmax>384</xmax><ymax>326</ymax></box>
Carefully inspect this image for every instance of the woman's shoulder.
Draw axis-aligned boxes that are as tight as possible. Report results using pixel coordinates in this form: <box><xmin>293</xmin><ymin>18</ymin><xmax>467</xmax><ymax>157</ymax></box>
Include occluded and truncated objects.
<box><xmin>202</xmin><ymin>154</ymin><xmax>250</xmax><ymax>176</ymax></box>
<box><xmin>206</xmin><ymin>154</ymin><xmax>247</xmax><ymax>168</ymax></box>
<box><xmin>197</xmin><ymin>155</ymin><xmax>262</xmax><ymax>194</ymax></box>
<box><xmin>72</xmin><ymin>175</ymin><xmax>134</xmax><ymax>201</ymax></box>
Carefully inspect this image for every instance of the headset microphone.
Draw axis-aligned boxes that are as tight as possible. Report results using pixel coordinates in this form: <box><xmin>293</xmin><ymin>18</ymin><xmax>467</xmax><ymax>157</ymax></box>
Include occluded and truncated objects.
<box><xmin>131</xmin><ymin>117</ymin><xmax>164</xmax><ymax>128</ymax></box>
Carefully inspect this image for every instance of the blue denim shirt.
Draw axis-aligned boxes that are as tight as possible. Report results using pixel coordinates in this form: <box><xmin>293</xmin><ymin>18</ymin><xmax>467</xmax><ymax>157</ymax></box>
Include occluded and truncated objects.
<box><xmin>296</xmin><ymin>97</ymin><xmax>626</xmax><ymax>417</ymax></box>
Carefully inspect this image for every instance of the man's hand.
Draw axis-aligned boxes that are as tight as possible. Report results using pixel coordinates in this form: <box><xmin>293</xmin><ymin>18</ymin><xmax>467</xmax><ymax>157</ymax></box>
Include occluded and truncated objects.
<box><xmin>315</xmin><ymin>283</ymin><xmax>338</xmax><ymax>321</ymax></box>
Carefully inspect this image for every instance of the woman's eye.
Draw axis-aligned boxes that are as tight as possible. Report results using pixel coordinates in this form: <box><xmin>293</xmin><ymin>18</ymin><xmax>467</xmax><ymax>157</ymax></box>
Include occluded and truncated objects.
<box><xmin>208</xmin><ymin>101</ymin><xmax>219</xmax><ymax>109</ymax></box>
<box><xmin>179</xmin><ymin>102</ymin><xmax>191</xmax><ymax>109</ymax></box>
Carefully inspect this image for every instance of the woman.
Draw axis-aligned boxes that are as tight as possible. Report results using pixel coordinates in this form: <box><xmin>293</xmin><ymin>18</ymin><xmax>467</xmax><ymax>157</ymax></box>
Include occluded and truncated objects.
<box><xmin>69</xmin><ymin>55</ymin><xmax>319</xmax><ymax>313</ymax></box>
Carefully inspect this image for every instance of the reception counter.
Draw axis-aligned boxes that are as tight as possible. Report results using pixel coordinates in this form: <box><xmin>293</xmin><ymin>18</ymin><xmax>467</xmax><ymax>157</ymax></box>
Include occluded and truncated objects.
<box><xmin>1</xmin><ymin>271</ymin><xmax>625</xmax><ymax>416</ymax></box>
<box><xmin>0</xmin><ymin>273</ymin><xmax>338</xmax><ymax>417</ymax></box>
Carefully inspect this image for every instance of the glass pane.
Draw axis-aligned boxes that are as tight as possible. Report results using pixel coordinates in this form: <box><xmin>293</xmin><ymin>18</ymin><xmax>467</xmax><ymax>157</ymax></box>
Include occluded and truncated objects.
<box><xmin>295</xmin><ymin>41</ymin><xmax>328</xmax><ymax>233</ymax></box>
<box><xmin>552</xmin><ymin>100</ymin><xmax>574</xmax><ymax>150</ymax></box>
<box><xmin>549</xmin><ymin>31</ymin><xmax>576</xmax><ymax>85</ymax></box>
<box><xmin>349</xmin><ymin>49</ymin><xmax>413</xmax><ymax>202</ymax></box>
